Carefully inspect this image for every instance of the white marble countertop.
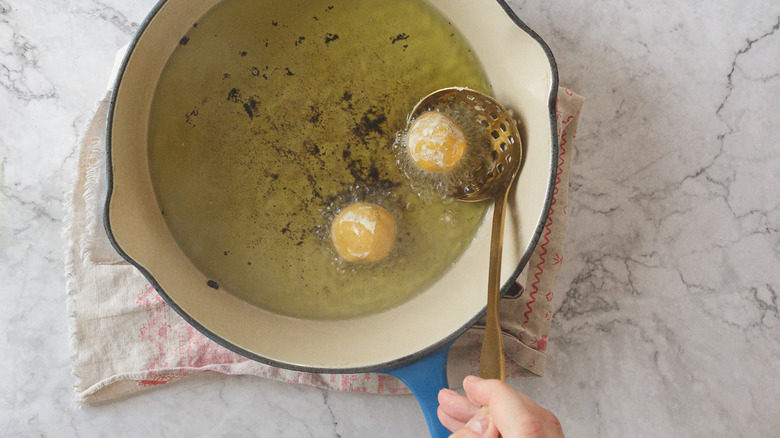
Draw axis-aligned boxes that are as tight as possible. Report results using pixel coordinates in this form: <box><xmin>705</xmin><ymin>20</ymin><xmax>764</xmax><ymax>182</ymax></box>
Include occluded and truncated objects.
<box><xmin>2</xmin><ymin>0</ymin><xmax>779</xmax><ymax>436</ymax></box>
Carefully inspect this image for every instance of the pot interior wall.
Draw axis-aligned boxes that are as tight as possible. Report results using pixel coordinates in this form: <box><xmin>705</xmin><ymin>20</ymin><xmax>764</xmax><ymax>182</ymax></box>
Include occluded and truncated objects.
<box><xmin>107</xmin><ymin>0</ymin><xmax>555</xmax><ymax>371</ymax></box>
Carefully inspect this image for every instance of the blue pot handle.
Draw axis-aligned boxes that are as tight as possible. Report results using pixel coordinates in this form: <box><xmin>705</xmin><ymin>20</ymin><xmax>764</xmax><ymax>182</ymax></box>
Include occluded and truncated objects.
<box><xmin>382</xmin><ymin>341</ymin><xmax>454</xmax><ymax>438</ymax></box>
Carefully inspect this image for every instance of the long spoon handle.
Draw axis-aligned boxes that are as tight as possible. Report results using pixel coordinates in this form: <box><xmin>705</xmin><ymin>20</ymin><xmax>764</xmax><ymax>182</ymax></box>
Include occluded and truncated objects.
<box><xmin>479</xmin><ymin>189</ymin><xmax>510</xmax><ymax>381</ymax></box>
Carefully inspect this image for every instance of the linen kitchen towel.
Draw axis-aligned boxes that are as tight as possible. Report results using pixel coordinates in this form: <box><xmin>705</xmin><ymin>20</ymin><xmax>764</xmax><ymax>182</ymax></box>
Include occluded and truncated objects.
<box><xmin>64</xmin><ymin>61</ymin><xmax>584</xmax><ymax>405</ymax></box>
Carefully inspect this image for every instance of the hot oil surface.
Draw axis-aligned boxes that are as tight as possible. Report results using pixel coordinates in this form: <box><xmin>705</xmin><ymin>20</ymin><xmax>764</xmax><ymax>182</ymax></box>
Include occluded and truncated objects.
<box><xmin>149</xmin><ymin>0</ymin><xmax>491</xmax><ymax>319</ymax></box>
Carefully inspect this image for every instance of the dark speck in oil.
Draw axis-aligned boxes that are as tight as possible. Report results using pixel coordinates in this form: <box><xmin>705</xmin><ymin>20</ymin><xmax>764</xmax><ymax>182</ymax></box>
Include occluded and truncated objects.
<box><xmin>304</xmin><ymin>139</ymin><xmax>321</xmax><ymax>154</ymax></box>
<box><xmin>185</xmin><ymin>107</ymin><xmax>199</xmax><ymax>127</ymax></box>
<box><xmin>341</xmin><ymin>152</ymin><xmax>400</xmax><ymax>192</ymax></box>
<box><xmin>306</xmin><ymin>173</ymin><xmax>322</xmax><ymax>199</ymax></box>
<box><xmin>207</xmin><ymin>280</ymin><xmax>219</xmax><ymax>290</ymax></box>
<box><xmin>240</xmin><ymin>50</ymin><xmax>247</xmax><ymax>56</ymax></box>
<box><xmin>179</xmin><ymin>36</ymin><xmax>189</xmax><ymax>46</ymax></box>
<box><xmin>284</xmin><ymin>67</ymin><xmax>295</xmax><ymax>76</ymax></box>
<box><xmin>308</xmin><ymin>105</ymin><xmax>322</xmax><ymax>125</ymax></box>
<box><xmin>227</xmin><ymin>88</ymin><xmax>260</xmax><ymax>119</ymax></box>
<box><xmin>390</xmin><ymin>33</ymin><xmax>409</xmax><ymax>44</ymax></box>
<box><xmin>324</xmin><ymin>33</ymin><xmax>339</xmax><ymax>44</ymax></box>
<box><xmin>244</xmin><ymin>97</ymin><xmax>259</xmax><ymax>118</ymax></box>
<box><xmin>340</xmin><ymin>91</ymin><xmax>353</xmax><ymax>109</ymax></box>
<box><xmin>353</xmin><ymin>106</ymin><xmax>387</xmax><ymax>141</ymax></box>
<box><xmin>243</xmin><ymin>102</ymin><xmax>255</xmax><ymax>118</ymax></box>
<box><xmin>227</xmin><ymin>88</ymin><xmax>241</xmax><ymax>102</ymax></box>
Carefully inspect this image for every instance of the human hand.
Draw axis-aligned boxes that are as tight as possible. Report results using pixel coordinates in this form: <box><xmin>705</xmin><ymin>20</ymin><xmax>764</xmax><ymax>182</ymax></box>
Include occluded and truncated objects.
<box><xmin>437</xmin><ymin>376</ymin><xmax>564</xmax><ymax>438</ymax></box>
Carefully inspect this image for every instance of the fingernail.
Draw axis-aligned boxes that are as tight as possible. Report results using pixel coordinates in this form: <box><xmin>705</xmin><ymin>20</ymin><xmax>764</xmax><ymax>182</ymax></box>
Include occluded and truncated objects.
<box><xmin>438</xmin><ymin>388</ymin><xmax>456</xmax><ymax>398</ymax></box>
<box><xmin>466</xmin><ymin>410</ymin><xmax>488</xmax><ymax>434</ymax></box>
<box><xmin>464</xmin><ymin>375</ymin><xmax>484</xmax><ymax>384</ymax></box>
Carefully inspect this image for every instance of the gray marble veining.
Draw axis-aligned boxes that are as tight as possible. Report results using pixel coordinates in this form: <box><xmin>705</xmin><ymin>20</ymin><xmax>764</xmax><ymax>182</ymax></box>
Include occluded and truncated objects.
<box><xmin>1</xmin><ymin>0</ymin><xmax>778</xmax><ymax>436</ymax></box>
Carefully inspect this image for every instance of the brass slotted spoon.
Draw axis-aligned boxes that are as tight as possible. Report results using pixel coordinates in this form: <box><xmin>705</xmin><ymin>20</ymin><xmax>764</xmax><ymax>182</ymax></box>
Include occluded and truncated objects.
<box><xmin>410</xmin><ymin>87</ymin><xmax>523</xmax><ymax>381</ymax></box>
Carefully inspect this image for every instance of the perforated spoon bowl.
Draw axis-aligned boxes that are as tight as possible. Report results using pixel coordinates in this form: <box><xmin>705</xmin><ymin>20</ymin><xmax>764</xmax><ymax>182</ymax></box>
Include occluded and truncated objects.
<box><xmin>410</xmin><ymin>87</ymin><xmax>523</xmax><ymax>381</ymax></box>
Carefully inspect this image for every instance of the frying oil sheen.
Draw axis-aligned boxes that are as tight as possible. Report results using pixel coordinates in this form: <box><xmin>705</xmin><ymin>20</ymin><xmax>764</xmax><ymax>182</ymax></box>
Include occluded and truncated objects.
<box><xmin>148</xmin><ymin>0</ymin><xmax>491</xmax><ymax>319</ymax></box>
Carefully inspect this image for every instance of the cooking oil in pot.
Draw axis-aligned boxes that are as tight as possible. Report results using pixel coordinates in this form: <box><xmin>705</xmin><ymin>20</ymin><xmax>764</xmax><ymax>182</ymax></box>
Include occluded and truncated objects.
<box><xmin>148</xmin><ymin>0</ymin><xmax>492</xmax><ymax>319</ymax></box>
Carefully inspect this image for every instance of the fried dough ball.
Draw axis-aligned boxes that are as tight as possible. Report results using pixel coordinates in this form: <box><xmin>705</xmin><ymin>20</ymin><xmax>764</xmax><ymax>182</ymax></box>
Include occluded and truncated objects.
<box><xmin>406</xmin><ymin>111</ymin><xmax>467</xmax><ymax>172</ymax></box>
<box><xmin>330</xmin><ymin>202</ymin><xmax>397</xmax><ymax>263</ymax></box>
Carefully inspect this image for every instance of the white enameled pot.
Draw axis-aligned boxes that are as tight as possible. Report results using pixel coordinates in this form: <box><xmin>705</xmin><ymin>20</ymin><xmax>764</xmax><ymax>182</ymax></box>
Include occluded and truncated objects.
<box><xmin>105</xmin><ymin>1</ymin><xmax>557</xmax><ymax>435</ymax></box>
